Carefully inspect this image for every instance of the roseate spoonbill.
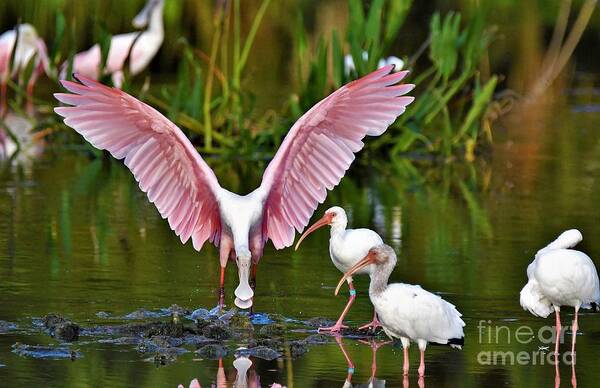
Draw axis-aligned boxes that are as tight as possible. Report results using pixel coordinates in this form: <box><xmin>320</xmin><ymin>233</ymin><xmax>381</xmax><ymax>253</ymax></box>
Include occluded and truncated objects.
<box><xmin>60</xmin><ymin>0</ymin><xmax>164</xmax><ymax>88</ymax></box>
<box><xmin>295</xmin><ymin>206</ymin><xmax>385</xmax><ymax>332</ymax></box>
<box><xmin>335</xmin><ymin>244</ymin><xmax>465</xmax><ymax>377</ymax></box>
<box><xmin>520</xmin><ymin>229</ymin><xmax>599</xmax><ymax>359</ymax></box>
<box><xmin>0</xmin><ymin>23</ymin><xmax>49</xmax><ymax>114</ymax></box>
<box><xmin>54</xmin><ymin>65</ymin><xmax>414</xmax><ymax>309</ymax></box>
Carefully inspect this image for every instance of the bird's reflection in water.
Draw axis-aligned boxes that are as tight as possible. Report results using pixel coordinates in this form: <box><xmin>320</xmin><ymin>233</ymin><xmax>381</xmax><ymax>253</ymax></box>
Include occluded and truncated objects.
<box><xmin>0</xmin><ymin>111</ymin><xmax>44</xmax><ymax>164</ymax></box>
<box><xmin>554</xmin><ymin>352</ymin><xmax>578</xmax><ymax>388</ymax></box>
<box><xmin>178</xmin><ymin>353</ymin><xmax>281</xmax><ymax>388</ymax></box>
<box><xmin>334</xmin><ymin>335</ymin><xmax>388</xmax><ymax>388</ymax></box>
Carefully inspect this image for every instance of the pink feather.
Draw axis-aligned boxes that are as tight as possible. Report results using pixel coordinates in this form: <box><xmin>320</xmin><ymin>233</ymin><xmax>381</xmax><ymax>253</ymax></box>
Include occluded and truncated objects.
<box><xmin>260</xmin><ymin>65</ymin><xmax>414</xmax><ymax>249</ymax></box>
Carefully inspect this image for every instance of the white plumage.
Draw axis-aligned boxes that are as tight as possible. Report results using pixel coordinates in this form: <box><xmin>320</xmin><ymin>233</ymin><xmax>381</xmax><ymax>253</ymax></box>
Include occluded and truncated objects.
<box><xmin>335</xmin><ymin>244</ymin><xmax>465</xmax><ymax>377</ymax></box>
<box><xmin>520</xmin><ymin>229</ymin><xmax>600</xmax><ymax>358</ymax></box>
<box><xmin>520</xmin><ymin>229</ymin><xmax>600</xmax><ymax>317</ymax></box>
<box><xmin>374</xmin><ymin>283</ymin><xmax>465</xmax><ymax>349</ymax></box>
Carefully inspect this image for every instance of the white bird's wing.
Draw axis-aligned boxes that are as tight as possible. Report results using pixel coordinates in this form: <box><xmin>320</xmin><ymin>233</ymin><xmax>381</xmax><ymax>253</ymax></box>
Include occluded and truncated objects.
<box><xmin>380</xmin><ymin>284</ymin><xmax>465</xmax><ymax>345</ymax></box>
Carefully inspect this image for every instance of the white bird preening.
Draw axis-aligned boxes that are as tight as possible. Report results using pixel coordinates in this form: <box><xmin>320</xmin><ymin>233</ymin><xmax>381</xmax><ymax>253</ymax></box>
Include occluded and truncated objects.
<box><xmin>335</xmin><ymin>244</ymin><xmax>465</xmax><ymax>377</ymax></box>
<box><xmin>520</xmin><ymin>229</ymin><xmax>600</xmax><ymax>359</ymax></box>
<box><xmin>60</xmin><ymin>0</ymin><xmax>164</xmax><ymax>88</ymax></box>
<box><xmin>54</xmin><ymin>65</ymin><xmax>415</xmax><ymax>309</ymax></box>
<box><xmin>295</xmin><ymin>206</ymin><xmax>385</xmax><ymax>332</ymax></box>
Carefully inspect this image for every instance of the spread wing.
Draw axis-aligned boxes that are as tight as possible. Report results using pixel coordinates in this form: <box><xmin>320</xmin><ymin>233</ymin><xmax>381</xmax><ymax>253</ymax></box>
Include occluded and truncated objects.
<box><xmin>260</xmin><ymin>65</ymin><xmax>414</xmax><ymax>249</ymax></box>
<box><xmin>55</xmin><ymin>74</ymin><xmax>222</xmax><ymax>250</ymax></box>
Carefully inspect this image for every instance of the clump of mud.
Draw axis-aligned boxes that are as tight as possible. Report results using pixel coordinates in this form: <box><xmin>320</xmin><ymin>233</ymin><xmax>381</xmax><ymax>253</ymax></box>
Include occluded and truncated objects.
<box><xmin>42</xmin><ymin>313</ymin><xmax>80</xmax><ymax>342</ymax></box>
<box><xmin>12</xmin><ymin>343</ymin><xmax>81</xmax><ymax>360</ymax></box>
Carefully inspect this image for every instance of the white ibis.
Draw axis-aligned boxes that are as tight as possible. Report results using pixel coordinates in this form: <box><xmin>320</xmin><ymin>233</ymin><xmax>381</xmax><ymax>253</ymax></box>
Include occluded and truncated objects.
<box><xmin>54</xmin><ymin>65</ymin><xmax>415</xmax><ymax>309</ymax></box>
<box><xmin>0</xmin><ymin>23</ymin><xmax>49</xmax><ymax>114</ymax></box>
<box><xmin>60</xmin><ymin>0</ymin><xmax>164</xmax><ymax>88</ymax></box>
<box><xmin>520</xmin><ymin>229</ymin><xmax>600</xmax><ymax>358</ymax></box>
<box><xmin>295</xmin><ymin>206</ymin><xmax>385</xmax><ymax>332</ymax></box>
<box><xmin>335</xmin><ymin>244</ymin><xmax>465</xmax><ymax>377</ymax></box>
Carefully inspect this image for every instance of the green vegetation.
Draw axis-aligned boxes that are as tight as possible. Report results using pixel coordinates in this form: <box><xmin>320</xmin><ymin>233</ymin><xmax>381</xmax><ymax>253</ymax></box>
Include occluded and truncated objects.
<box><xmin>1</xmin><ymin>0</ymin><xmax>594</xmax><ymax>162</ymax></box>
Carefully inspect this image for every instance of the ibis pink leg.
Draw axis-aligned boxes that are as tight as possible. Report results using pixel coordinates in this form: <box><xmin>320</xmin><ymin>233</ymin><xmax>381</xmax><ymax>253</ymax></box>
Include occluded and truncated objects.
<box><xmin>402</xmin><ymin>338</ymin><xmax>410</xmax><ymax>376</ymax></box>
<box><xmin>319</xmin><ymin>281</ymin><xmax>355</xmax><ymax>333</ymax></box>
<box><xmin>571</xmin><ymin>307</ymin><xmax>579</xmax><ymax>387</ymax></box>
<box><xmin>555</xmin><ymin>309</ymin><xmax>562</xmax><ymax>356</ymax></box>
<box><xmin>418</xmin><ymin>348</ymin><xmax>426</xmax><ymax>377</ymax></box>
<box><xmin>358</xmin><ymin>310</ymin><xmax>381</xmax><ymax>332</ymax></box>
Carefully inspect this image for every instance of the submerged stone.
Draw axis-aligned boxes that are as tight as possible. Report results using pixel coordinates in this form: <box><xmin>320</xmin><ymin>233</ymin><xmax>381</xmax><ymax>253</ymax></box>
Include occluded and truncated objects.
<box><xmin>304</xmin><ymin>317</ymin><xmax>335</xmax><ymax>328</ymax></box>
<box><xmin>123</xmin><ymin>309</ymin><xmax>163</xmax><ymax>320</ymax></box>
<box><xmin>202</xmin><ymin>323</ymin><xmax>232</xmax><ymax>340</ymax></box>
<box><xmin>195</xmin><ymin>344</ymin><xmax>228</xmax><ymax>359</ymax></box>
<box><xmin>303</xmin><ymin>334</ymin><xmax>330</xmax><ymax>345</ymax></box>
<box><xmin>258</xmin><ymin>323</ymin><xmax>285</xmax><ymax>337</ymax></box>
<box><xmin>242</xmin><ymin>346</ymin><xmax>280</xmax><ymax>360</ymax></box>
<box><xmin>229</xmin><ymin>314</ymin><xmax>253</xmax><ymax>331</ymax></box>
<box><xmin>12</xmin><ymin>343</ymin><xmax>82</xmax><ymax>360</ymax></box>
<box><xmin>42</xmin><ymin>313</ymin><xmax>80</xmax><ymax>342</ymax></box>
<box><xmin>289</xmin><ymin>341</ymin><xmax>308</xmax><ymax>358</ymax></box>
<box><xmin>0</xmin><ymin>320</ymin><xmax>17</xmax><ymax>333</ymax></box>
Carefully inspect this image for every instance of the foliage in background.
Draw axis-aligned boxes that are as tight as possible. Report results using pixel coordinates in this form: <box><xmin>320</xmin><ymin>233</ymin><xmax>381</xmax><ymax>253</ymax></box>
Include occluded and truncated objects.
<box><xmin>6</xmin><ymin>0</ymin><xmax>594</xmax><ymax>163</ymax></box>
<box><xmin>293</xmin><ymin>0</ymin><xmax>497</xmax><ymax>161</ymax></box>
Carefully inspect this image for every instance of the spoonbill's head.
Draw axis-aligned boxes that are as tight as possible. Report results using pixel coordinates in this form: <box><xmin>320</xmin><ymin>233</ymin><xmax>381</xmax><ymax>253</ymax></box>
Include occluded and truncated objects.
<box><xmin>335</xmin><ymin>244</ymin><xmax>397</xmax><ymax>295</ymax></box>
<box><xmin>133</xmin><ymin>0</ymin><xmax>164</xmax><ymax>29</ymax></box>
<box><xmin>294</xmin><ymin>206</ymin><xmax>348</xmax><ymax>250</ymax></box>
<box><xmin>234</xmin><ymin>247</ymin><xmax>253</xmax><ymax>309</ymax></box>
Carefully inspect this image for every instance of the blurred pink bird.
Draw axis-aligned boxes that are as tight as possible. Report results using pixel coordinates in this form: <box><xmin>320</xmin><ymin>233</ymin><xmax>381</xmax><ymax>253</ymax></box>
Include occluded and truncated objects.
<box><xmin>0</xmin><ymin>23</ymin><xmax>49</xmax><ymax>115</ymax></box>
<box><xmin>60</xmin><ymin>0</ymin><xmax>164</xmax><ymax>88</ymax></box>
<box><xmin>54</xmin><ymin>65</ymin><xmax>414</xmax><ymax>309</ymax></box>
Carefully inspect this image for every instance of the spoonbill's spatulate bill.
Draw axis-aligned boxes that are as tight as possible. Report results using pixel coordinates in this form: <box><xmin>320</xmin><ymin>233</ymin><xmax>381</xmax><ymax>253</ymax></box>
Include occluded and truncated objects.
<box><xmin>0</xmin><ymin>23</ymin><xmax>49</xmax><ymax>114</ymax></box>
<box><xmin>60</xmin><ymin>0</ymin><xmax>164</xmax><ymax>88</ymax></box>
<box><xmin>335</xmin><ymin>244</ymin><xmax>465</xmax><ymax>377</ymax></box>
<box><xmin>54</xmin><ymin>65</ymin><xmax>414</xmax><ymax>309</ymax></box>
<box><xmin>295</xmin><ymin>206</ymin><xmax>384</xmax><ymax>332</ymax></box>
<box><xmin>520</xmin><ymin>229</ymin><xmax>600</xmax><ymax>358</ymax></box>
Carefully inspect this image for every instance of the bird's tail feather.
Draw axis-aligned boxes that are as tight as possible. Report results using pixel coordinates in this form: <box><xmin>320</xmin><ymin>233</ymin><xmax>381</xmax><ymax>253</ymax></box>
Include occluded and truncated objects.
<box><xmin>520</xmin><ymin>281</ymin><xmax>553</xmax><ymax>318</ymax></box>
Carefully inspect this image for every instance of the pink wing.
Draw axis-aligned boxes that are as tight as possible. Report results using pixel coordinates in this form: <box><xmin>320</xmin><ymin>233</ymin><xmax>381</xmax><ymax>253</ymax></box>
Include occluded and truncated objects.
<box><xmin>54</xmin><ymin>74</ymin><xmax>222</xmax><ymax>250</ymax></box>
<box><xmin>260</xmin><ymin>65</ymin><xmax>414</xmax><ymax>249</ymax></box>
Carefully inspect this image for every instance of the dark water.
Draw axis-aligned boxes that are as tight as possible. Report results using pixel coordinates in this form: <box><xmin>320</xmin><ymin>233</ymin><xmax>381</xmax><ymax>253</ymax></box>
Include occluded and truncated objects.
<box><xmin>1</xmin><ymin>96</ymin><xmax>600</xmax><ymax>388</ymax></box>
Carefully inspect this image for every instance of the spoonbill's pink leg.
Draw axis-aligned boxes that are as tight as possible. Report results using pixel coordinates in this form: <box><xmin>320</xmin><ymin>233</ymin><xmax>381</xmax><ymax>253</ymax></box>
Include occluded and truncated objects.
<box><xmin>571</xmin><ymin>306</ymin><xmax>579</xmax><ymax>387</ymax></box>
<box><xmin>403</xmin><ymin>375</ymin><xmax>409</xmax><ymax>388</ymax></box>
<box><xmin>334</xmin><ymin>336</ymin><xmax>354</xmax><ymax>384</ymax></box>
<box><xmin>318</xmin><ymin>282</ymin><xmax>355</xmax><ymax>333</ymax></box>
<box><xmin>554</xmin><ymin>349</ymin><xmax>560</xmax><ymax>387</ymax></box>
<box><xmin>358</xmin><ymin>310</ymin><xmax>381</xmax><ymax>332</ymax></box>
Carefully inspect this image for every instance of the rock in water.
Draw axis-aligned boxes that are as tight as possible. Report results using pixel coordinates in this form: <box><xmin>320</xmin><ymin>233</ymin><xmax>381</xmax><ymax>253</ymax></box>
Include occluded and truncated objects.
<box><xmin>42</xmin><ymin>313</ymin><xmax>80</xmax><ymax>342</ymax></box>
<box><xmin>195</xmin><ymin>344</ymin><xmax>228</xmax><ymax>359</ymax></box>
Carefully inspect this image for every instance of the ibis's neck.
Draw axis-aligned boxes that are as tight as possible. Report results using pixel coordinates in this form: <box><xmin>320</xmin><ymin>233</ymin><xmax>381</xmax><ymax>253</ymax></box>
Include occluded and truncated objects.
<box><xmin>330</xmin><ymin>220</ymin><xmax>348</xmax><ymax>237</ymax></box>
<box><xmin>369</xmin><ymin>262</ymin><xmax>394</xmax><ymax>297</ymax></box>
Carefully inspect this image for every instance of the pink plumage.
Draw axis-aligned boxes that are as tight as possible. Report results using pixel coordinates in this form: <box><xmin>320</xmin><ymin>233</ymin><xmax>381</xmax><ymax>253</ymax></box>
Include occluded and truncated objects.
<box><xmin>54</xmin><ymin>64</ymin><xmax>414</xmax><ymax>309</ymax></box>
